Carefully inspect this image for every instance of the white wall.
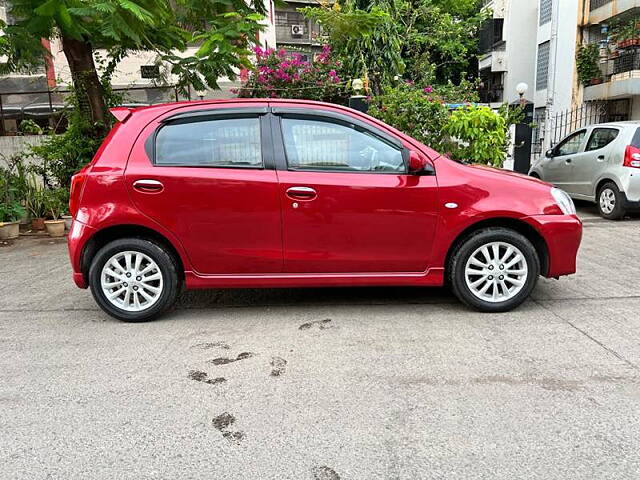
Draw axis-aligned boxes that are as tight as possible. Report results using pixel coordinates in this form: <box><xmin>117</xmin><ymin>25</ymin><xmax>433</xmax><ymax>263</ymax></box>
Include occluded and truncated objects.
<box><xmin>503</xmin><ymin>0</ymin><xmax>538</xmax><ymax>103</ymax></box>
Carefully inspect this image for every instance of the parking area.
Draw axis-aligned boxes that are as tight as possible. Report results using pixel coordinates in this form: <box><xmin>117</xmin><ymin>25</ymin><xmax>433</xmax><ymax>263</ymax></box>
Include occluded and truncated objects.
<box><xmin>1</xmin><ymin>205</ymin><xmax>640</xmax><ymax>479</ymax></box>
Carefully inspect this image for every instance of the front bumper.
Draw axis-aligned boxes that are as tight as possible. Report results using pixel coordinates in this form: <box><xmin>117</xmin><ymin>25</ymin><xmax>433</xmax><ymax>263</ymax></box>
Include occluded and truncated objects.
<box><xmin>67</xmin><ymin>219</ymin><xmax>96</xmax><ymax>289</ymax></box>
<box><xmin>524</xmin><ymin>214</ymin><xmax>582</xmax><ymax>278</ymax></box>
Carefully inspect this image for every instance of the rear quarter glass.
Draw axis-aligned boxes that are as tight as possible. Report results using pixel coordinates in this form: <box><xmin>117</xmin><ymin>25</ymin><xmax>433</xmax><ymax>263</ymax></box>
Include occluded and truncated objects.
<box><xmin>632</xmin><ymin>127</ymin><xmax>640</xmax><ymax>148</ymax></box>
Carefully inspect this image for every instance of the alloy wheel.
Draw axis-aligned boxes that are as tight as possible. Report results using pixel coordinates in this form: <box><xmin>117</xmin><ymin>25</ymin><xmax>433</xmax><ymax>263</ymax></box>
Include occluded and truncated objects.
<box><xmin>100</xmin><ymin>250</ymin><xmax>164</xmax><ymax>312</ymax></box>
<box><xmin>464</xmin><ymin>241</ymin><xmax>528</xmax><ymax>303</ymax></box>
<box><xmin>599</xmin><ymin>188</ymin><xmax>615</xmax><ymax>215</ymax></box>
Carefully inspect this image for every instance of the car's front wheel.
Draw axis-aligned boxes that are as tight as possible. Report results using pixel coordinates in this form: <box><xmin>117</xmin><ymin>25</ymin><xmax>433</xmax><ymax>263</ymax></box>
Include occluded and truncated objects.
<box><xmin>88</xmin><ymin>238</ymin><xmax>180</xmax><ymax>322</ymax></box>
<box><xmin>597</xmin><ymin>182</ymin><xmax>626</xmax><ymax>220</ymax></box>
<box><xmin>449</xmin><ymin>228</ymin><xmax>540</xmax><ymax>312</ymax></box>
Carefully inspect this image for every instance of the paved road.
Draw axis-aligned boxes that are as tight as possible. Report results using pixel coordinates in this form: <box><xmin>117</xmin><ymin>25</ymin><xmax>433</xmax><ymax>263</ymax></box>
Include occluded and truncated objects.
<box><xmin>1</xmin><ymin>205</ymin><xmax>639</xmax><ymax>479</ymax></box>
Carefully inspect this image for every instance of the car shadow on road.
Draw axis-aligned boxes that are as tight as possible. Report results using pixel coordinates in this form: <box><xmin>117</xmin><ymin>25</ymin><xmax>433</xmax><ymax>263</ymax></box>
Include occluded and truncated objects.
<box><xmin>175</xmin><ymin>285</ymin><xmax>458</xmax><ymax>310</ymax></box>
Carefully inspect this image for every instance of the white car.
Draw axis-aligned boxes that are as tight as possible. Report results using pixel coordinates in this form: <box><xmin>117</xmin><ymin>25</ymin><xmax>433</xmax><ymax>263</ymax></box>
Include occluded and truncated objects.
<box><xmin>529</xmin><ymin>121</ymin><xmax>640</xmax><ymax>219</ymax></box>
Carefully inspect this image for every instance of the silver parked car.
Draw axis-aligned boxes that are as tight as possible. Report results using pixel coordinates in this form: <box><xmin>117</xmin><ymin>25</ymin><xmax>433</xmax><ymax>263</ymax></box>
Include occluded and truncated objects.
<box><xmin>529</xmin><ymin>121</ymin><xmax>640</xmax><ymax>219</ymax></box>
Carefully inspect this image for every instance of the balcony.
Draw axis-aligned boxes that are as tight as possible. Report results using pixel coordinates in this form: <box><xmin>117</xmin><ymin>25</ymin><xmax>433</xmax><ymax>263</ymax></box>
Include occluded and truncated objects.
<box><xmin>589</xmin><ymin>0</ymin><xmax>639</xmax><ymax>24</ymax></box>
<box><xmin>479</xmin><ymin>18</ymin><xmax>505</xmax><ymax>56</ymax></box>
<box><xmin>584</xmin><ymin>48</ymin><xmax>640</xmax><ymax>101</ymax></box>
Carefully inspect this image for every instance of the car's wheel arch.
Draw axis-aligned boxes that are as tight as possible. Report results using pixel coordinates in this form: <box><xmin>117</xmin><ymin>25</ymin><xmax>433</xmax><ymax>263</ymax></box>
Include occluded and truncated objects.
<box><xmin>444</xmin><ymin>217</ymin><xmax>549</xmax><ymax>279</ymax></box>
<box><xmin>595</xmin><ymin>177</ymin><xmax>623</xmax><ymax>199</ymax></box>
<box><xmin>80</xmin><ymin>224</ymin><xmax>187</xmax><ymax>285</ymax></box>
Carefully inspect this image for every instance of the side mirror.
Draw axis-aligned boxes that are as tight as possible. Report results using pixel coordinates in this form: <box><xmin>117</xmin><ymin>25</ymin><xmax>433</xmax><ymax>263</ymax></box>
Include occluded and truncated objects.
<box><xmin>408</xmin><ymin>151</ymin><xmax>435</xmax><ymax>176</ymax></box>
<box><xmin>545</xmin><ymin>149</ymin><xmax>554</xmax><ymax>158</ymax></box>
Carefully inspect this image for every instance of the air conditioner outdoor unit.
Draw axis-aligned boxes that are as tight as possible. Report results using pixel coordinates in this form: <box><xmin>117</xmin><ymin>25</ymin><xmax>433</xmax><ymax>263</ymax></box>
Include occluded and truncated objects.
<box><xmin>291</xmin><ymin>24</ymin><xmax>304</xmax><ymax>36</ymax></box>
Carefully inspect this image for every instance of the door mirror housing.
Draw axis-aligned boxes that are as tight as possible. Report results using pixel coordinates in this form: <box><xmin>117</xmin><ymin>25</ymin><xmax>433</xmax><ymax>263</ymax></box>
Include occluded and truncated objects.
<box><xmin>545</xmin><ymin>148</ymin><xmax>554</xmax><ymax>158</ymax></box>
<box><xmin>408</xmin><ymin>151</ymin><xmax>435</xmax><ymax>175</ymax></box>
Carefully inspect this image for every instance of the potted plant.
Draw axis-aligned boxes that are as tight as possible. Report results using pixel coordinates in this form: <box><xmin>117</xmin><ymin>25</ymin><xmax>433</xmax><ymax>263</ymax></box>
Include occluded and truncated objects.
<box><xmin>0</xmin><ymin>160</ymin><xmax>26</xmax><ymax>240</ymax></box>
<box><xmin>610</xmin><ymin>16</ymin><xmax>640</xmax><ymax>49</ymax></box>
<box><xmin>576</xmin><ymin>44</ymin><xmax>603</xmax><ymax>87</ymax></box>
<box><xmin>24</xmin><ymin>175</ymin><xmax>48</xmax><ymax>230</ymax></box>
<box><xmin>0</xmin><ymin>201</ymin><xmax>25</xmax><ymax>240</ymax></box>
<box><xmin>42</xmin><ymin>188</ymin><xmax>67</xmax><ymax>237</ymax></box>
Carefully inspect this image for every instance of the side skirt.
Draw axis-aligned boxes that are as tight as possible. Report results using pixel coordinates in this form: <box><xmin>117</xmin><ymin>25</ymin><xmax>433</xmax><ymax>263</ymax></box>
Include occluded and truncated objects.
<box><xmin>184</xmin><ymin>268</ymin><xmax>446</xmax><ymax>289</ymax></box>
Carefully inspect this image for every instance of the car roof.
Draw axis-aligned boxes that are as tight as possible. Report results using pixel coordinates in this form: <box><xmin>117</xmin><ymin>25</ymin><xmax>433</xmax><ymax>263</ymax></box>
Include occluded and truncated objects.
<box><xmin>586</xmin><ymin>121</ymin><xmax>640</xmax><ymax>129</ymax></box>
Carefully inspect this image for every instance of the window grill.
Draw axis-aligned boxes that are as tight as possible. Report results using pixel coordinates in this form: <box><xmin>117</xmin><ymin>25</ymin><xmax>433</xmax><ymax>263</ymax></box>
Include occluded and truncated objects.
<box><xmin>536</xmin><ymin>41</ymin><xmax>551</xmax><ymax>91</ymax></box>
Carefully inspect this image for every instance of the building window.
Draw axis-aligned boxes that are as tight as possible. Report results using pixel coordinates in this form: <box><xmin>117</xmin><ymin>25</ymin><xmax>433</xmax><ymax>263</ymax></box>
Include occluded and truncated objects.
<box><xmin>539</xmin><ymin>0</ymin><xmax>552</xmax><ymax>25</ymax></box>
<box><xmin>536</xmin><ymin>41</ymin><xmax>550</xmax><ymax>91</ymax></box>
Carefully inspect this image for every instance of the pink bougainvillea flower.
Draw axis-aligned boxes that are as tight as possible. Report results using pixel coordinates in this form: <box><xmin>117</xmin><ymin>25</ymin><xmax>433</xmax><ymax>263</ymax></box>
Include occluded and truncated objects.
<box><xmin>423</xmin><ymin>86</ymin><xmax>434</xmax><ymax>93</ymax></box>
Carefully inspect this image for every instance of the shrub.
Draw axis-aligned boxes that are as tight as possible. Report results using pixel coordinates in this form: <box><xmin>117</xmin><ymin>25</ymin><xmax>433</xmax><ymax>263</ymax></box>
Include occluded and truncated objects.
<box><xmin>443</xmin><ymin>105</ymin><xmax>509</xmax><ymax>167</ymax></box>
<box><xmin>0</xmin><ymin>156</ymin><xmax>27</xmax><ymax>222</ymax></box>
<box><xmin>238</xmin><ymin>45</ymin><xmax>349</xmax><ymax>104</ymax></box>
<box><xmin>368</xmin><ymin>83</ymin><xmax>450</xmax><ymax>149</ymax></box>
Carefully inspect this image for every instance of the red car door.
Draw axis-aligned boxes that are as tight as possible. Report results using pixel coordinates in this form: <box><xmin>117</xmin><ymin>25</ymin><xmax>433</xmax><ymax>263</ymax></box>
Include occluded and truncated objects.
<box><xmin>271</xmin><ymin>107</ymin><xmax>439</xmax><ymax>273</ymax></box>
<box><xmin>126</xmin><ymin>106</ymin><xmax>282</xmax><ymax>274</ymax></box>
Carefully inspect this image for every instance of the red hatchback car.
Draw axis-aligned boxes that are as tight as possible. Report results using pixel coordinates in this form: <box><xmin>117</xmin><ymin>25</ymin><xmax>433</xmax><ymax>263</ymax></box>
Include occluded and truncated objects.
<box><xmin>68</xmin><ymin>99</ymin><xmax>582</xmax><ymax>321</ymax></box>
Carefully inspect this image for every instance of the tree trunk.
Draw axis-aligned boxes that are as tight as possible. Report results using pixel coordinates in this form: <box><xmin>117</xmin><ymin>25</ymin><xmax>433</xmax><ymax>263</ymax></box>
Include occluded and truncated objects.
<box><xmin>60</xmin><ymin>35</ymin><xmax>108</xmax><ymax>128</ymax></box>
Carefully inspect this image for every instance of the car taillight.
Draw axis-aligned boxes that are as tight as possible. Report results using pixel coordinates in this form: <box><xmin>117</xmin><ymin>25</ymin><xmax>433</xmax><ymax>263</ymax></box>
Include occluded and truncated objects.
<box><xmin>69</xmin><ymin>171</ymin><xmax>87</xmax><ymax>217</ymax></box>
<box><xmin>624</xmin><ymin>145</ymin><xmax>640</xmax><ymax>168</ymax></box>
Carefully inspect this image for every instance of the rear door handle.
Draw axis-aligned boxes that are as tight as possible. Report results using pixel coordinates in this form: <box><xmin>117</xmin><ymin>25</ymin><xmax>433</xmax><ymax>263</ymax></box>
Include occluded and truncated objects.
<box><xmin>565</xmin><ymin>158</ymin><xmax>572</xmax><ymax>164</ymax></box>
<box><xmin>133</xmin><ymin>179</ymin><xmax>164</xmax><ymax>193</ymax></box>
<box><xmin>597</xmin><ymin>155</ymin><xmax>605</xmax><ymax>162</ymax></box>
<box><xmin>286</xmin><ymin>186</ymin><xmax>317</xmax><ymax>200</ymax></box>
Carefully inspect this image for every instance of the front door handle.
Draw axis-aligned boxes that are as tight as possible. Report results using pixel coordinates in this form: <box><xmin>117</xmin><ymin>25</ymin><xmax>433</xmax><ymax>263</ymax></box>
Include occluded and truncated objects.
<box><xmin>133</xmin><ymin>179</ymin><xmax>164</xmax><ymax>193</ymax></box>
<box><xmin>597</xmin><ymin>155</ymin><xmax>605</xmax><ymax>162</ymax></box>
<box><xmin>286</xmin><ymin>186</ymin><xmax>317</xmax><ymax>200</ymax></box>
<box><xmin>565</xmin><ymin>158</ymin><xmax>572</xmax><ymax>164</ymax></box>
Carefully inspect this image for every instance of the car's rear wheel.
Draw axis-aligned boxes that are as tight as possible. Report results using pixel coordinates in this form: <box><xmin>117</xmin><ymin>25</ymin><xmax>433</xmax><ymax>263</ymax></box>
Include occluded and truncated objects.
<box><xmin>449</xmin><ymin>228</ymin><xmax>540</xmax><ymax>312</ymax></box>
<box><xmin>88</xmin><ymin>238</ymin><xmax>180</xmax><ymax>322</ymax></box>
<box><xmin>597</xmin><ymin>182</ymin><xmax>626</xmax><ymax>220</ymax></box>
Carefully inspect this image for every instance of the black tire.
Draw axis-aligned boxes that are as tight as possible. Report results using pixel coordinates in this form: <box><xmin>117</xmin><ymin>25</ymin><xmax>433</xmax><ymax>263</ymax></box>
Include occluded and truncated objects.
<box><xmin>597</xmin><ymin>182</ymin><xmax>626</xmax><ymax>220</ymax></box>
<box><xmin>88</xmin><ymin>238</ymin><xmax>180</xmax><ymax>322</ymax></box>
<box><xmin>449</xmin><ymin>228</ymin><xmax>540</xmax><ymax>313</ymax></box>
<box><xmin>529</xmin><ymin>172</ymin><xmax>540</xmax><ymax>179</ymax></box>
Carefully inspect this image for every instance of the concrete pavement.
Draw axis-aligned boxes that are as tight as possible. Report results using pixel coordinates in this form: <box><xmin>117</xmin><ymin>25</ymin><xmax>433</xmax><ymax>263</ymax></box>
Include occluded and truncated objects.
<box><xmin>1</xmin><ymin>206</ymin><xmax>639</xmax><ymax>479</ymax></box>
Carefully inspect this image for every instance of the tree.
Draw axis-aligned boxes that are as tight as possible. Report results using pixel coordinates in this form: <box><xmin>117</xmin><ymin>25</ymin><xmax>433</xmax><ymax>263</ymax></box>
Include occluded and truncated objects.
<box><xmin>301</xmin><ymin>0</ymin><xmax>403</xmax><ymax>95</ymax></box>
<box><xmin>302</xmin><ymin>0</ymin><xmax>487</xmax><ymax>93</ymax></box>
<box><xmin>400</xmin><ymin>0</ymin><xmax>488</xmax><ymax>86</ymax></box>
<box><xmin>0</xmin><ymin>0</ymin><xmax>266</xmax><ymax>130</ymax></box>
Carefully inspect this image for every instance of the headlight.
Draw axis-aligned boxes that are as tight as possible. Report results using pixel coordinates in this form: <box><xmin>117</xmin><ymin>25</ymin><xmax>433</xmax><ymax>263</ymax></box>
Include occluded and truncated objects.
<box><xmin>551</xmin><ymin>187</ymin><xmax>576</xmax><ymax>215</ymax></box>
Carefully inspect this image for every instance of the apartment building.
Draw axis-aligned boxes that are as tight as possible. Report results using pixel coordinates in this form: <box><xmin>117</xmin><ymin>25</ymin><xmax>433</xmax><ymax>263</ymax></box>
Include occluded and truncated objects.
<box><xmin>580</xmin><ymin>0</ymin><xmax>640</xmax><ymax>119</ymax></box>
<box><xmin>532</xmin><ymin>0</ymin><xmax>639</xmax><ymax>152</ymax></box>
<box><xmin>478</xmin><ymin>0</ymin><xmax>539</xmax><ymax>105</ymax></box>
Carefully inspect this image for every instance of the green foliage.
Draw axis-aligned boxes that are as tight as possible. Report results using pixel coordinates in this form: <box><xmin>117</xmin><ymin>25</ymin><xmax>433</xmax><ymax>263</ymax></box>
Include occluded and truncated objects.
<box><xmin>0</xmin><ymin>156</ymin><xmax>28</xmax><ymax>222</ymax></box>
<box><xmin>401</xmin><ymin>0</ymin><xmax>489</xmax><ymax>86</ymax></box>
<box><xmin>18</xmin><ymin>119</ymin><xmax>44</xmax><ymax>135</ymax></box>
<box><xmin>368</xmin><ymin>83</ymin><xmax>450</xmax><ymax>148</ymax></box>
<box><xmin>24</xmin><ymin>177</ymin><xmax>49</xmax><ymax>219</ymax></box>
<box><xmin>576</xmin><ymin>43</ymin><xmax>602</xmax><ymax>86</ymax></box>
<box><xmin>41</xmin><ymin>187</ymin><xmax>68</xmax><ymax>220</ymax></box>
<box><xmin>301</xmin><ymin>0</ymin><xmax>404</xmax><ymax>95</ymax></box>
<box><xmin>443</xmin><ymin>105</ymin><xmax>508</xmax><ymax>167</ymax></box>
<box><xmin>609</xmin><ymin>15</ymin><xmax>640</xmax><ymax>42</ymax></box>
<box><xmin>301</xmin><ymin>0</ymin><xmax>487</xmax><ymax>92</ymax></box>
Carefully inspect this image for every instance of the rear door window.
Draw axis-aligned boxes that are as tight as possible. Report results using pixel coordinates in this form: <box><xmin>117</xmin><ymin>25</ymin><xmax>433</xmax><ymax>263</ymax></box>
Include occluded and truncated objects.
<box><xmin>155</xmin><ymin>117</ymin><xmax>262</xmax><ymax>167</ymax></box>
<box><xmin>585</xmin><ymin>128</ymin><xmax>619</xmax><ymax>151</ymax></box>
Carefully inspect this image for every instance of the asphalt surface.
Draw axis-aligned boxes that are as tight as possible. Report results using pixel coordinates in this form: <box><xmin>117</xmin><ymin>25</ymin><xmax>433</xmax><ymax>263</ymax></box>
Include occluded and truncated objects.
<box><xmin>1</xmin><ymin>203</ymin><xmax>639</xmax><ymax>479</ymax></box>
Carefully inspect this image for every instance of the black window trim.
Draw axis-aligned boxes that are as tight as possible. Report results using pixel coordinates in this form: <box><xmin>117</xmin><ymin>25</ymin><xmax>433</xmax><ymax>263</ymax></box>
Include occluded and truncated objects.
<box><xmin>148</xmin><ymin>109</ymin><xmax>273</xmax><ymax>170</ymax></box>
<box><xmin>585</xmin><ymin>127</ymin><xmax>620</xmax><ymax>152</ymax></box>
<box><xmin>270</xmin><ymin>108</ymin><xmax>409</xmax><ymax>174</ymax></box>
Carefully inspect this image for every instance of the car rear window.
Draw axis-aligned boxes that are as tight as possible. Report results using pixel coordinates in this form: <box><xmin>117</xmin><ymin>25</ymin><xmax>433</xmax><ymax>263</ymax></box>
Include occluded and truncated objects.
<box><xmin>585</xmin><ymin>128</ymin><xmax>619</xmax><ymax>151</ymax></box>
<box><xmin>155</xmin><ymin>117</ymin><xmax>263</xmax><ymax>168</ymax></box>
<box><xmin>632</xmin><ymin>127</ymin><xmax>640</xmax><ymax>148</ymax></box>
